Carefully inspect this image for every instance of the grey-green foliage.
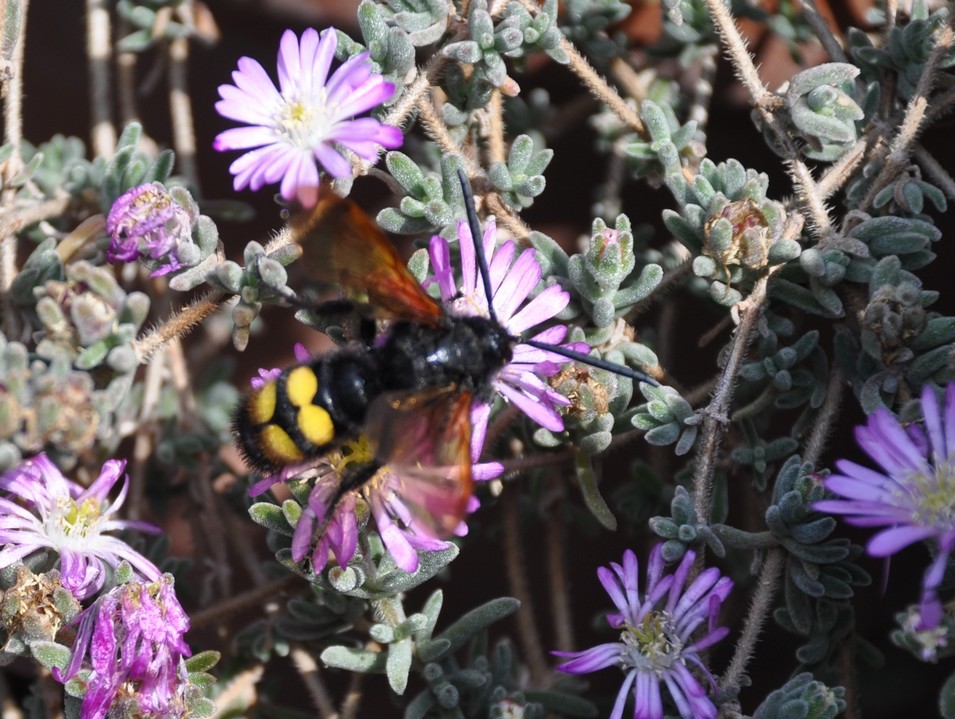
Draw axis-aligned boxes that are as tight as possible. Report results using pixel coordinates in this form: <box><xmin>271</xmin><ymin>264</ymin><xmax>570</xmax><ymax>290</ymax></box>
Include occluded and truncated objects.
<box><xmin>0</xmin><ymin>255</ymin><xmax>149</xmax><ymax>470</ymax></box>
<box><xmin>566</xmin><ymin>214</ymin><xmax>663</xmax><ymax>328</ymax></box>
<box><xmin>501</xmin><ymin>0</ymin><xmax>568</xmax><ymax>64</ymax></box>
<box><xmin>487</xmin><ymin>134</ymin><xmax>552</xmax><ymax>209</ymax></box>
<box><xmin>649</xmin><ymin>485</ymin><xmax>726</xmax><ymax>562</ymax></box>
<box><xmin>367</xmin><ymin>0</ymin><xmax>451</xmax><ymax>48</ymax></box>
<box><xmin>206</xmin><ymin>238</ymin><xmax>303</xmax><ymax>351</ymax></box>
<box><xmin>558</xmin><ymin>0</ymin><xmax>631</xmax><ymax>67</ymax></box>
<box><xmin>343</xmin><ymin>1</ymin><xmax>417</xmax><ymax>94</ymax></box>
<box><xmin>443</xmin><ymin>0</ymin><xmax>524</xmax><ymax>88</ymax></box>
<box><xmin>848</xmin><ymin>3</ymin><xmax>955</xmax><ymax>102</ymax></box>
<box><xmin>779</xmin><ymin>63</ymin><xmax>867</xmax><ymax>161</ymax></box>
<box><xmin>715</xmin><ymin>457</ymin><xmax>873</xmax><ymax>669</ymax></box>
<box><xmin>101</xmin><ymin>122</ymin><xmax>176</xmax><ymax>210</ymax></box>
<box><xmin>377</xmin><ymin>151</ymin><xmax>469</xmax><ymax>235</ymax></box>
<box><xmin>618</xmin><ymin>100</ymin><xmax>703</xmax><ymax>186</ymax></box>
<box><xmin>115</xmin><ymin>0</ymin><xmax>201</xmax><ymax>51</ymax></box>
<box><xmin>830</xmin><ymin>254</ymin><xmax>955</xmax><ymax>413</ymax></box>
<box><xmin>733</xmin><ymin>326</ymin><xmax>826</xmax><ymax>434</ymax></box>
<box><xmin>659</xmin><ymin>143</ymin><xmax>798</xmax><ymax>306</ymax></box>
<box><xmin>752</xmin><ymin>673</ymin><xmax>847</xmax><ymax>719</ymax></box>
<box><xmin>628</xmin><ymin>383</ymin><xmax>699</xmax><ymax>455</ymax></box>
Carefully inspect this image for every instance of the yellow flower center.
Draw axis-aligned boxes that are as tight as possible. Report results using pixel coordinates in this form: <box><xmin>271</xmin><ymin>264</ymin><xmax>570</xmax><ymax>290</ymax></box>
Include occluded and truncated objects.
<box><xmin>619</xmin><ymin>611</ymin><xmax>683</xmax><ymax>674</ymax></box>
<box><xmin>905</xmin><ymin>460</ymin><xmax>955</xmax><ymax>529</ymax></box>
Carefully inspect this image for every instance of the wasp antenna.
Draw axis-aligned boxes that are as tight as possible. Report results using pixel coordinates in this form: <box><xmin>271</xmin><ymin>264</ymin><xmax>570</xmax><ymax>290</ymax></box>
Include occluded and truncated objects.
<box><xmin>457</xmin><ymin>168</ymin><xmax>499</xmax><ymax>325</ymax></box>
<box><xmin>524</xmin><ymin>339</ymin><xmax>661</xmax><ymax>386</ymax></box>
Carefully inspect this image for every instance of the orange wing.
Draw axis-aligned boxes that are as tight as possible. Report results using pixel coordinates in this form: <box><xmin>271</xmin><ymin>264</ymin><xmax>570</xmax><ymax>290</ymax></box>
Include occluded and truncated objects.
<box><xmin>362</xmin><ymin>388</ymin><xmax>473</xmax><ymax>538</ymax></box>
<box><xmin>295</xmin><ymin>193</ymin><xmax>444</xmax><ymax>326</ymax></box>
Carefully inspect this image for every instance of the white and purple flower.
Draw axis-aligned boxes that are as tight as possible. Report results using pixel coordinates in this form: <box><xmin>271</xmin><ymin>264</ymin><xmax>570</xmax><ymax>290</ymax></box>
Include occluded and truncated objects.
<box><xmin>815</xmin><ymin>383</ymin><xmax>955</xmax><ymax>630</ymax></box>
<box><xmin>0</xmin><ymin>454</ymin><xmax>161</xmax><ymax>600</ymax></box>
<box><xmin>55</xmin><ymin>576</ymin><xmax>192</xmax><ymax>719</ymax></box>
<box><xmin>554</xmin><ymin>546</ymin><xmax>732</xmax><ymax>719</ymax></box>
<box><xmin>425</xmin><ymin>217</ymin><xmax>585</xmax><ymax>434</ymax></box>
<box><xmin>214</xmin><ymin>27</ymin><xmax>403</xmax><ymax>208</ymax></box>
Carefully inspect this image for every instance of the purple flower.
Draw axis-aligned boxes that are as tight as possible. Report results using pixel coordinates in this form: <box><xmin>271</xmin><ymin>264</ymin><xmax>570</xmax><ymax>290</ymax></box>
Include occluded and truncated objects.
<box><xmin>425</xmin><ymin>217</ymin><xmax>585</xmax><ymax>433</ymax></box>
<box><xmin>214</xmin><ymin>27</ymin><xmax>403</xmax><ymax>208</ymax></box>
<box><xmin>106</xmin><ymin>182</ymin><xmax>197</xmax><ymax>277</ymax></box>
<box><xmin>815</xmin><ymin>383</ymin><xmax>955</xmax><ymax>630</ymax></box>
<box><xmin>554</xmin><ymin>546</ymin><xmax>732</xmax><ymax>719</ymax></box>
<box><xmin>0</xmin><ymin>454</ymin><xmax>161</xmax><ymax>600</ymax></box>
<box><xmin>56</xmin><ymin>576</ymin><xmax>192</xmax><ymax>719</ymax></box>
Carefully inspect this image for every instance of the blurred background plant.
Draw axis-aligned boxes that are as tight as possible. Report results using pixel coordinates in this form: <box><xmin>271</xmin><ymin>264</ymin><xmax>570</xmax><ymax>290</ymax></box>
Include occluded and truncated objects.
<box><xmin>1</xmin><ymin>0</ymin><xmax>955</xmax><ymax>716</ymax></box>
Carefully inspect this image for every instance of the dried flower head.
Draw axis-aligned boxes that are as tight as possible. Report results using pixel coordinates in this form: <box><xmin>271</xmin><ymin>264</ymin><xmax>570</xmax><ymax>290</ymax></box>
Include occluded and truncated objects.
<box><xmin>55</xmin><ymin>576</ymin><xmax>192</xmax><ymax>719</ymax></box>
<box><xmin>106</xmin><ymin>182</ymin><xmax>197</xmax><ymax>278</ymax></box>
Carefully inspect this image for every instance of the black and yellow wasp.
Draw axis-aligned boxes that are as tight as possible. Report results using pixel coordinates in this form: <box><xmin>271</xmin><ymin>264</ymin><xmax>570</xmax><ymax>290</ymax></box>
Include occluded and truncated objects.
<box><xmin>232</xmin><ymin>171</ymin><xmax>657</xmax><ymax>537</ymax></box>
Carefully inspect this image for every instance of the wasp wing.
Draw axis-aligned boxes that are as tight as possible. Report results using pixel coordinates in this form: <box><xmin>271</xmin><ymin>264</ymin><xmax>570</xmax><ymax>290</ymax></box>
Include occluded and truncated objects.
<box><xmin>363</xmin><ymin>388</ymin><xmax>473</xmax><ymax>538</ymax></box>
<box><xmin>295</xmin><ymin>193</ymin><xmax>444</xmax><ymax>326</ymax></box>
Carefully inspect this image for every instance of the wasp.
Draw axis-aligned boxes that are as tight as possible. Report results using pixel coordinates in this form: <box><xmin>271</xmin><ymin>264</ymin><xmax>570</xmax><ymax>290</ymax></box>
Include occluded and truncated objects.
<box><xmin>232</xmin><ymin>171</ymin><xmax>657</xmax><ymax>537</ymax></box>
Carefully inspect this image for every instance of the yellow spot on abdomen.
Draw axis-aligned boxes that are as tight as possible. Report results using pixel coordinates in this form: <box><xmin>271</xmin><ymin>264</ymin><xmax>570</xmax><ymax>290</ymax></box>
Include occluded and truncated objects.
<box><xmin>298</xmin><ymin>405</ymin><xmax>335</xmax><ymax>446</ymax></box>
<box><xmin>248</xmin><ymin>383</ymin><xmax>277</xmax><ymax>424</ymax></box>
<box><xmin>260</xmin><ymin>424</ymin><xmax>304</xmax><ymax>464</ymax></box>
<box><xmin>286</xmin><ymin>366</ymin><xmax>319</xmax><ymax>407</ymax></box>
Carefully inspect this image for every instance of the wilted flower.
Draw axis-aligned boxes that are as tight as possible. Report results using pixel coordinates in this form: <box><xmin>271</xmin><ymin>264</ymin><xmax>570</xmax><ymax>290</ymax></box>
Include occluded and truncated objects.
<box><xmin>106</xmin><ymin>182</ymin><xmax>197</xmax><ymax>277</ymax></box>
<box><xmin>55</xmin><ymin>576</ymin><xmax>192</xmax><ymax>719</ymax></box>
<box><xmin>214</xmin><ymin>27</ymin><xmax>403</xmax><ymax>207</ymax></box>
<box><xmin>425</xmin><ymin>217</ymin><xmax>585</xmax><ymax>433</ymax></box>
<box><xmin>554</xmin><ymin>546</ymin><xmax>732</xmax><ymax>719</ymax></box>
<box><xmin>0</xmin><ymin>454</ymin><xmax>161</xmax><ymax>599</ymax></box>
<box><xmin>815</xmin><ymin>383</ymin><xmax>955</xmax><ymax>629</ymax></box>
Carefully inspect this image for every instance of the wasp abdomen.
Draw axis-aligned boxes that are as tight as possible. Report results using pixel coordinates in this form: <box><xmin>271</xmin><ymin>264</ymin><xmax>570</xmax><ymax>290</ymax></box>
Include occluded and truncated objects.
<box><xmin>233</xmin><ymin>351</ymin><xmax>379</xmax><ymax>473</ymax></box>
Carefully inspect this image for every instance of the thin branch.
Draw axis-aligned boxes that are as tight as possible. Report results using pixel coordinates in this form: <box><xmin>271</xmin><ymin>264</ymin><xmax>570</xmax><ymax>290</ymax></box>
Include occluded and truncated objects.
<box><xmin>168</xmin><ymin>36</ymin><xmax>199</xmax><ymax>189</ymax></box>
<box><xmin>1</xmin><ymin>0</ymin><xmax>28</xmax><ymax>338</ymax></box>
<box><xmin>487</xmin><ymin>88</ymin><xmax>506</xmax><ymax>164</ymax></box>
<box><xmin>799</xmin><ymin>0</ymin><xmax>848</xmax><ymax>63</ymax></box>
<box><xmin>701</xmin><ymin>0</ymin><xmax>832</xmax><ymax>234</ymax></box>
<box><xmin>290</xmin><ymin>646</ymin><xmax>338</xmax><ymax>719</ymax></box>
<box><xmin>816</xmin><ymin>133</ymin><xmax>872</xmax><ymax>201</ymax></box>
<box><xmin>189</xmin><ymin>574</ymin><xmax>299</xmax><ymax>628</ymax></box>
<box><xmin>86</xmin><ymin>0</ymin><xmax>116</xmax><ymax>157</ymax></box>
<box><xmin>860</xmin><ymin>17</ymin><xmax>955</xmax><ymax>212</ymax></box>
<box><xmin>691</xmin><ymin>273</ymin><xmax>770</xmax><ymax>523</ymax></box>
<box><xmin>802</xmin><ymin>368</ymin><xmax>844</xmax><ymax>469</ymax></box>
<box><xmin>719</xmin><ymin>548</ymin><xmax>785</xmax><ymax>691</ymax></box>
<box><xmin>502</xmin><ymin>487</ymin><xmax>549</xmax><ymax>686</ymax></box>
<box><xmin>133</xmin><ymin>291</ymin><xmax>227</xmax><ymax>364</ymax></box>
<box><xmin>546</xmin><ymin>479</ymin><xmax>574</xmax><ymax>652</ymax></box>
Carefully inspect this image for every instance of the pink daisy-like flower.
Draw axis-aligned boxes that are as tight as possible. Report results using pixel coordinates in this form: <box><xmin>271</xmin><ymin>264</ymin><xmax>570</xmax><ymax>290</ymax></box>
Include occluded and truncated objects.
<box><xmin>55</xmin><ymin>576</ymin><xmax>192</xmax><ymax>719</ymax></box>
<box><xmin>815</xmin><ymin>383</ymin><xmax>955</xmax><ymax>630</ymax></box>
<box><xmin>425</xmin><ymin>217</ymin><xmax>585</xmax><ymax>433</ymax></box>
<box><xmin>554</xmin><ymin>546</ymin><xmax>733</xmax><ymax>719</ymax></box>
<box><xmin>0</xmin><ymin>455</ymin><xmax>161</xmax><ymax>600</ymax></box>
<box><xmin>214</xmin><ymin>27</ymin><xmax>403</xmax><ymax>208</ymax></box>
